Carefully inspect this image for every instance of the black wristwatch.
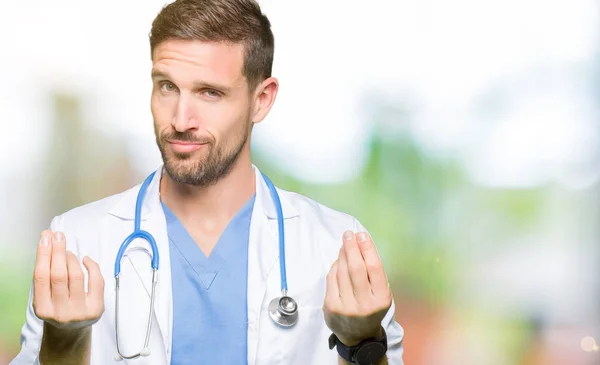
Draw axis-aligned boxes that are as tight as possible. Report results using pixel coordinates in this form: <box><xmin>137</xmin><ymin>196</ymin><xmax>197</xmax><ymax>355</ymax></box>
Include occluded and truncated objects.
<box><xmin>328</xmin><ymin>327</ymin><xmax>387</xmax><ymax>365</ymax></box>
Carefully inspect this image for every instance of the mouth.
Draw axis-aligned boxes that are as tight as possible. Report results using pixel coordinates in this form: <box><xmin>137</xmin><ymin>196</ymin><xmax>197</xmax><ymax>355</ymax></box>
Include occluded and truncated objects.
<box><xmin>167</xmin><ymin>140</ymin><xmax>208</xmax><ymax>153</ymax></box>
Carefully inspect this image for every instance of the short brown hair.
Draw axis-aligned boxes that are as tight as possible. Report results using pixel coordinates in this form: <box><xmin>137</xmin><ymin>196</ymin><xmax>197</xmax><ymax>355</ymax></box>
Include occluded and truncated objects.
<box><xmin>149</xmin><ymin>0</ymin><xmax>274</xmax><ymax>90</ymax></box>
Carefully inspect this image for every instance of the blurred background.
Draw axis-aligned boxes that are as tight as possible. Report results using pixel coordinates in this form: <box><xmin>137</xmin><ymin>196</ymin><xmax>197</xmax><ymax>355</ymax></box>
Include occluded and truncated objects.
<box><xmin>1</xmin><ymin>0</ymin><xmax>599</xmax><ymax>364</ymax></box>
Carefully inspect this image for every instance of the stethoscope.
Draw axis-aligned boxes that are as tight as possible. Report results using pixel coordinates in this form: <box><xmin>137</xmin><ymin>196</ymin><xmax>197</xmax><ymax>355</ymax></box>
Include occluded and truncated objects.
<box><xmin>113</xmin><ymin>170</ymin><xmax>298</xmax><ymax>360</ymax></box>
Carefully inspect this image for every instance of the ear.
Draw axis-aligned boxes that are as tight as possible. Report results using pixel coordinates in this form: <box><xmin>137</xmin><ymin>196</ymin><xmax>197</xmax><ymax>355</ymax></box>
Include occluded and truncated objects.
<box><xmin>250</xmin><ymin>77</ymin><xmax>279</xmax><ymax>124</ymax></box>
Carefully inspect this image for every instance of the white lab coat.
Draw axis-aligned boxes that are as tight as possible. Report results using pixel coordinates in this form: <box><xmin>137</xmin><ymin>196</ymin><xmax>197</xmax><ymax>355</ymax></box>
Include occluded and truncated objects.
<box><xmin>11</xmin><ymin>165</ymin><xmax>404</xmax><ymax>365</ymax></box>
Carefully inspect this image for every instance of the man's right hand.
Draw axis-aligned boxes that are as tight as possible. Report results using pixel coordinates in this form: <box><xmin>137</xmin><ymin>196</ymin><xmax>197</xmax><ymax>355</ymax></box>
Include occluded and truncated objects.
<box><xmin>33</xmin><ymin>230</ymin><xmax>105</xmax><ymax>364</ymax></box>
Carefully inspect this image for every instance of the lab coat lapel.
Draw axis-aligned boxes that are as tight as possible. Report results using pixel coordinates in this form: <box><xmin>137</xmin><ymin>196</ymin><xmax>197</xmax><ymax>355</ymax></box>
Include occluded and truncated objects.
<box><xmin>141</xmin><ymin>170</ymin><xmax>173</xmax><ymax>359</ymax></box>
<box><xmin>247</xmin><ymin>166</ymin><xmax>299</xmax><ymax>365</ymax></box>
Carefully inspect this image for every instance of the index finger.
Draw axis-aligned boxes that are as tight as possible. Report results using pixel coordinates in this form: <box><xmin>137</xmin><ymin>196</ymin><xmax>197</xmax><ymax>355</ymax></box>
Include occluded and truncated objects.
<box><xmin>356</xmin><ymin>232</ymin><xmax>389</xmax><ymax>297</ymax></box>
<box><xmin>33</xmin><ymin>231</ymin><xmax>53</xmax><ymax>307</ymax></box>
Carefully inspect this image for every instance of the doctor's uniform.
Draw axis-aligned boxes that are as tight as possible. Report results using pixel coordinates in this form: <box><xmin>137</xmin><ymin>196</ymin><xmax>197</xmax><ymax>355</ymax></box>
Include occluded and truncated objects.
<box><xmin>11</xmin><ymin>165</ymin><xmax>405</xmax><ymax>365</ymax></box>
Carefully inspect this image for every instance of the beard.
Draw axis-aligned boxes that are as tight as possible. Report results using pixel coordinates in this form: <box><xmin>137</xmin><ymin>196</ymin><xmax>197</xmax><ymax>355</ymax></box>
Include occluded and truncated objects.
<box><xmin>154</xmin><ymin>122</ymin><xmax>251</xmax><ymax>188</ymax></box>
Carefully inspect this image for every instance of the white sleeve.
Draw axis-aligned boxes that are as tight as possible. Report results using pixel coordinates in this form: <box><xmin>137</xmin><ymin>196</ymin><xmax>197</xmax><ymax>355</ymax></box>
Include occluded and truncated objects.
<box><xmin>9</xmin><ymin>285</ymin><xmax>43</xmax><ymax>365</ymax></box>
<box><xmin>353</xmin><ymin>218</ymin><xmax>405</xmax><ymax>365</ymax></box>
<box><xmin>9</xmin><ymin>216</ymin><xmax>64</xmax><ymax>365</ymax></box>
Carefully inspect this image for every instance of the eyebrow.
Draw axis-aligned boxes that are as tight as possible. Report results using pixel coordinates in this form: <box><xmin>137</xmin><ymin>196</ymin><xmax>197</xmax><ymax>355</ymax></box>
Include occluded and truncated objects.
<box><xmin>151</xmin><ymin>69</ymin><xmax>234</xmax><ymax>92</ymax></box>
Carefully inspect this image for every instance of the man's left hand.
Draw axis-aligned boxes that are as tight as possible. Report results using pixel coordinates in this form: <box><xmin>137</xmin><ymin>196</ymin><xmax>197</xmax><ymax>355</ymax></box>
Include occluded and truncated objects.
<box><xmin>323</xmin><ymin>230</ymin><xmax>393</xmax><ymax>346</ymax></box>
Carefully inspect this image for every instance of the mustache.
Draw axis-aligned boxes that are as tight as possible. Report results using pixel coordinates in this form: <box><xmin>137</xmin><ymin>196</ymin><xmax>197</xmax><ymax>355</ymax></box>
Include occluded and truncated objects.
<box><xmin>161</xmin><ymin>131</ymin><xmax>213</xmax><ymax>144</ymax></box>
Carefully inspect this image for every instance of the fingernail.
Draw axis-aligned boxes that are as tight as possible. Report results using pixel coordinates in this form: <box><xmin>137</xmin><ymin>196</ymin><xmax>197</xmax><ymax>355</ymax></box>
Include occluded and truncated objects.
<box><xmin>41</xmin><ymin>235</ymin><xmax>50</xmax><ymax>247</ymax></box>
<box><xmin>357</xmin><ymin>232</ymin><xmax>367</xmax><ymax>242</ymax></box>
<box><xmin>53</xmin><ymin>232</ymin><xmax>63</xmax><ymax>242</ymax></box>
<box><xmin>343</xmin><ymin>231</ymin><xmax>353</xmax><ymax>241</ymax></box>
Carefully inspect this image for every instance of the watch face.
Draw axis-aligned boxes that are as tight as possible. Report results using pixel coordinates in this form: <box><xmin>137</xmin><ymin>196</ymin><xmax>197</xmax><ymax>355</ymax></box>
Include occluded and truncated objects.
<box><xmin>355</xmin><ymin>342</ymin><xmax>386</xmax><ymax>365</ymax></box>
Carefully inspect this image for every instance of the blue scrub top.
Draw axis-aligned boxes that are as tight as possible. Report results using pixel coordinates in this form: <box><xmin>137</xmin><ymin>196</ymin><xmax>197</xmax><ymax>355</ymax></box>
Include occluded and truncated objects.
<box><xmin>162</xmin><ymin>195</ymin><xmax>256</xmax><ymax>365</ymax></box>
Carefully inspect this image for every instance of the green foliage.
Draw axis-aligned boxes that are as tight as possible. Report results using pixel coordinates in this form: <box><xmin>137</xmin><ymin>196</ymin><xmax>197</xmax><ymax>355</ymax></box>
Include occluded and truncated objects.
<box><xmin>253</xmin><ymin>130</ymin><xmax>547</xmax><ymax>306</ymax></box>
<box><xmin>0</xmin><ymin>262</ymin><xmax>31</xmax><ymax>353</ymax></box>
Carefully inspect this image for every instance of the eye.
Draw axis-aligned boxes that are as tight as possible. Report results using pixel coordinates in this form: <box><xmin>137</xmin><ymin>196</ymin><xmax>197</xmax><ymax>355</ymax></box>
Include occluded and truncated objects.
<box><xmin>160</xmin><ymin>82</ymin><xmax>177</xmax><ymax>92</ymax></box>
<box><xmin>202</xmin><ymin>89</ymin><xmax>221</xmax><ymax>99</ymax></box>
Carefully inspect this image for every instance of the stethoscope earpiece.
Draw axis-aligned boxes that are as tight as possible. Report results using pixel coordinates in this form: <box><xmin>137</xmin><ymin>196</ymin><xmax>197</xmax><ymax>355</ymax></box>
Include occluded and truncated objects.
<box><xmin>114</xmin><ymin>347</ymin><xmax>150</xmax><ymax>362</ymax></box>
<box><xmin>140</xmin><ymin>348</ymin><xmax>151</xmax><ymax>356</ymax></box>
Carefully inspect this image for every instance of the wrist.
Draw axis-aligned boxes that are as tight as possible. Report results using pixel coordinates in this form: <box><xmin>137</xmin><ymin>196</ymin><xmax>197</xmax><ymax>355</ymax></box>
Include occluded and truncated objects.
<box><xmin>43</xmin><ymin>322</ymin><xmax>91</xmax><ymax>348</ymax></box>
<box><xmin>40</xmin><ymin>323</ymin><xmax>92</xmax><ymax>365</ymax></box>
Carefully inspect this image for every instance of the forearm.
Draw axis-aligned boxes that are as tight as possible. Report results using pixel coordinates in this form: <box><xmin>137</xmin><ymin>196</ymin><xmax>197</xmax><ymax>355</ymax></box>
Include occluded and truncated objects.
<box><xmin>39</xmin><ymin>323</ymin><xmax>91</xmax><ymax>365</ymax></box>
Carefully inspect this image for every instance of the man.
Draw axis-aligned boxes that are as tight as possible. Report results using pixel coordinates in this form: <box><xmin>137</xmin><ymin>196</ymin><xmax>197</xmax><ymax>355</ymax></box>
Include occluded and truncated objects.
<box><xmin>11</xmin><ymin>0</ymin><xmax>404</xmax><ymax>364</ymax></box>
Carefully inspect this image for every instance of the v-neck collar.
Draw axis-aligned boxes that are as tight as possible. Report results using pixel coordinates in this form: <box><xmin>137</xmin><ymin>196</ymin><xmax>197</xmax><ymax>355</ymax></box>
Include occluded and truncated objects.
<box><xmin>161</xmin><ymin>195</ymin><xmax>255</xmax><ymax>290</ymax></box>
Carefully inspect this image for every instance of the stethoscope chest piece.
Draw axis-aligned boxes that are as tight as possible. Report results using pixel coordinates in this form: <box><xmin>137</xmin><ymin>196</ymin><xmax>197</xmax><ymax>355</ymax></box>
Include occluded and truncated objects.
<box><xmin>268</xmin><ymin>295</ymin><xmax>299</xmax><ymax>327</ymax></box>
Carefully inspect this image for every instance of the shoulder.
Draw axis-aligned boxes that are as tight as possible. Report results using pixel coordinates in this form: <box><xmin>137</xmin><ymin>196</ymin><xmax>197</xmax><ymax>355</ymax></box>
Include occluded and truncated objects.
<box><xmin>279</xmin><ymin>188</ymin><xmax>362</xmax><ymax>230</ymax></box>
<box><xmin>276</xmin><ymin>187</ymin><xmax>368</xmax><ymax>262</ymax></box>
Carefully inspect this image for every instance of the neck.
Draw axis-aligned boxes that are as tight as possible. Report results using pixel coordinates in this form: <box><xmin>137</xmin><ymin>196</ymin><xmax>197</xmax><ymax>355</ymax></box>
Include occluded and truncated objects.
<box><xmin>159</xmin><ymin>158</ymin><xmax>256</xmax><ymax>226</ymax></box>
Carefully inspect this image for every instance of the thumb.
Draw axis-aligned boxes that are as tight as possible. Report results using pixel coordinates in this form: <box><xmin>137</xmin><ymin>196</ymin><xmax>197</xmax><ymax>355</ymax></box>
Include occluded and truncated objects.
<box><xmin>83</xmin><ymin>256</ymin><xmax>105</xmax><ymax>305</ymax></box>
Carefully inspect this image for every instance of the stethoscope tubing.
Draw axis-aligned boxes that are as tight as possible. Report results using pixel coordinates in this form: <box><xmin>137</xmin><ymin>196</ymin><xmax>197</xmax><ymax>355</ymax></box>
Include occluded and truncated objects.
<box><xmin>113</xmin><ymin>170</ymin><xmax>295</xmax><ymax>360</ymax></box>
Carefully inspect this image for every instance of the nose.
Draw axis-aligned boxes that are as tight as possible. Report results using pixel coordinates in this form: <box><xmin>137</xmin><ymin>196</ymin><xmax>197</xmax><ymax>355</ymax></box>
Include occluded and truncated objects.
<box><xmin>173</xmin><ymin>94</ymin><xmax>199</xmax><ymax>132</ymax></box>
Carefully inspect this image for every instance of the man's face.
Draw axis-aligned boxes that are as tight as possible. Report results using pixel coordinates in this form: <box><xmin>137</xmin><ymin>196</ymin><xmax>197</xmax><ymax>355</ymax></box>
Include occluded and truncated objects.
<box><xmin>151</xmin><ymin>39</ymin><xmax>253</xmax><ymax>187</ymax></box>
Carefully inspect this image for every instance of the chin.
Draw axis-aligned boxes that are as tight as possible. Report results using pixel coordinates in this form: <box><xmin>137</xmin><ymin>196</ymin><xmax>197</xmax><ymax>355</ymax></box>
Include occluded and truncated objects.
<box><xmin>165</xmin><ymin>157</ymin><xmax>197</xmax><ymax>172</ymax></box>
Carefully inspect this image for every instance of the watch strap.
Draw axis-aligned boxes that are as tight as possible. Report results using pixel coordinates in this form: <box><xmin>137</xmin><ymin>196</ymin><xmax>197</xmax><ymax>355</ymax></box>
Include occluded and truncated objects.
<box><xmin>328</xmin><ymin>327</ymin><xmax>387</xmax><ymax>364</ymax></box>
